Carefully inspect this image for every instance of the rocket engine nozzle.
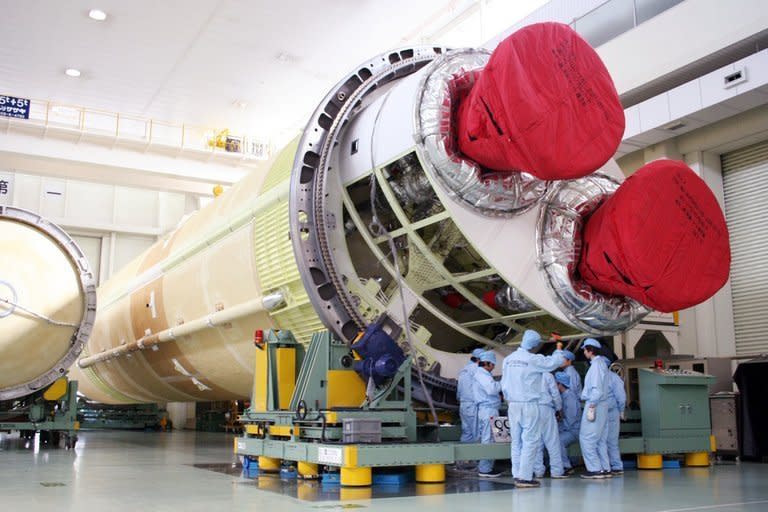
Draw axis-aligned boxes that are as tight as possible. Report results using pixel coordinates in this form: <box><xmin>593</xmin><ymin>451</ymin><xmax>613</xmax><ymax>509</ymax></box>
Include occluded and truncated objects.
<box><xmin>455</xmin><ymin>22</ymin><xmax>625</xmax><ymax>181</ymax></box>
<box><xmin>579</xmin><ymin>159</ymin><xmax>731</xmax><ymax>312</ymax></box>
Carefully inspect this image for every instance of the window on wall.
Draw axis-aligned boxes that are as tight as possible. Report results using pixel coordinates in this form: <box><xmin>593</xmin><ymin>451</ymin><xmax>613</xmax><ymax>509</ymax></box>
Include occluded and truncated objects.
<box><xmin>635</xmin><ymin>0</ymin><xmax>684</xmax><ymax>24</ymax></box>
<box><xmin>573</xmin><ymin>0</ymin><xmax>635</xmax><ymax>47</ymax></box>
<box><xmin>573</xmin><ymin>0</ymin><xmax>685</xmax><ymax>47</ymax></box>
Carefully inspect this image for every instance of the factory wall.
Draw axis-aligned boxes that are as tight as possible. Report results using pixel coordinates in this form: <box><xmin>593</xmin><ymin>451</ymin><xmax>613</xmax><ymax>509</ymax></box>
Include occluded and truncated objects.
<box><xmin>0</xmin><ymin>169</ymin><xmax>198</xmax><ymax>284</ymax></box>
<box><xmin>597</xmin><ymin>0</ymin><xmax>768</xmax><ymax>99</ymax></box>
<box><xmin>486</xmin><ymin>0</ymin><xmax>768</xmax><ymax>100</ymax></box>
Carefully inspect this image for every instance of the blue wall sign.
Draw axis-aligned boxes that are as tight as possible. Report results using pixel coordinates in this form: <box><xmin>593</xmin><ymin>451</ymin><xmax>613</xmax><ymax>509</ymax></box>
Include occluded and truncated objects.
<box><xmin>0</xmin><ymin>95</ymin><xmax>31</xmax><ymax>119</ymax></box>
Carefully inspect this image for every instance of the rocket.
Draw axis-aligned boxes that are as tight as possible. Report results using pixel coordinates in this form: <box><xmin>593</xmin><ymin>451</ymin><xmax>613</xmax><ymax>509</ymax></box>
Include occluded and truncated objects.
<box><xmin>0</xmin><ymin>206</ymin><xmax>96</xmax><ymax>400</ymax></box>
<box><xmin>68</xmin><ymin>23</ymin><xmax>730</xmax><ymax>404</ymax></box>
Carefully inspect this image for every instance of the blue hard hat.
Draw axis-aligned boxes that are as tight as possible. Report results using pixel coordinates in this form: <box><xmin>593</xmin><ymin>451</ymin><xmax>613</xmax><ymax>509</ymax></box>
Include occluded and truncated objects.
<box><xmin>582</xmin><ymin>338</ymin><xmax>601</xmax><ymax>349</ymax></box>
<box><xmin>555</xmin><ymin>372</ymin><xmax>571</xmax><ymax>388</ymax></box>
<box><xmin>521</xmin><ymin>330</ymin><xmax>541</xmax><ymax>350</ymax></box>
<box><xmin>563</xmin><ymin>350</ymin><xmax>575</xmax><ymax>361</ymax></box>
<box><xmin>471</xmin><ymin>348</ymin><xmax>485</xmax><ymax>359</ymax></box>
<box><xmin>479</xmin><ymin>351</ymin><xmax>497</xmax><ymax>364</ymax></box>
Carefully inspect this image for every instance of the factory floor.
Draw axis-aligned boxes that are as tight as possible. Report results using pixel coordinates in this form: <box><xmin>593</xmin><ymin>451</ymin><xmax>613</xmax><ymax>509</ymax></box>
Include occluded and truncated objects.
<box><xmin>1</xmin><ymin>430</ymin><xmax>767</xmax><ymax>512</ymax></box>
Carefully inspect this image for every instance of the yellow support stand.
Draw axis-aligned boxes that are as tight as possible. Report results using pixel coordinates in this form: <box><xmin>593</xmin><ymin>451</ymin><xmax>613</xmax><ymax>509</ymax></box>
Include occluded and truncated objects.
<box><xmin>415</xmin><ymin>463</ymin><xmax>446</xmax><ymax>483</ymax></box>
<box><xmin>258</xmin><ymin>456</ymin><xmax>281</xmax><ymax>473</ymax></box>
<box><xmin>298</xmin><ymin>461</ymin><xmax>320</xmax><ymax>479</ymax></box>
<box><xmin>43</xmin><ymin>377</ymin><xmax>68</xmax><ymax>401</ymax></box>
<box><xmin>341</xmin><ymin>467</ymin><xmax>372</xmax><ymax>487</ymax></box>
<box><xmin>637</xmin><ymin>454</ymin><xmax>663</xmax><ymax>470</ymax></box>
<box><xmin>685</xmin><ymin>452</ymin><xmax>710</xmax><ymax>467</ymax></box>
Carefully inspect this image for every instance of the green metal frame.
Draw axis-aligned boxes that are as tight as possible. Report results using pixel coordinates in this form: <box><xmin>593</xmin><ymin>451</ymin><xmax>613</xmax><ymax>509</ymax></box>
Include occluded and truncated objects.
<box><xmin>241</xmin><ymin>330</ymin><xmax>419</xmax><ymax>443</ymax></box>
<box><xmin>0</xmin><ymin>380</ymin><xmax>80</xmax><ymax>448</ymax></box>
<box><xmin>238</xmin><ymin>330</ymin><xmax>716</xmax><ymax>471</ymax></box>
<box><xmin>78</xmin><ymin>402</ymin><xmax>166</xmax><ymax>430</ymax></box>
<box><xmin>235</xmin><ymin>436</ymin><xmax>513</xmax><ymax>468</ymax></box>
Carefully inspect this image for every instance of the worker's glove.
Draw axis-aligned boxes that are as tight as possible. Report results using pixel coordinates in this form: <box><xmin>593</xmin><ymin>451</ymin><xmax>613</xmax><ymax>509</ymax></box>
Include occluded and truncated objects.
<box><xmin>620</xmin><ymin>411</ymin><xmax>626</xmax><ymax>421</ymax></box>
<box><xmin>586</xmin><ymin>405</ymin><xmax>596</xmax><ymax>422</ymax></box>
<box><xmin>556</xmin><ymin>411</ymin><xmax>562</xmax><ymax>421</ymax></box>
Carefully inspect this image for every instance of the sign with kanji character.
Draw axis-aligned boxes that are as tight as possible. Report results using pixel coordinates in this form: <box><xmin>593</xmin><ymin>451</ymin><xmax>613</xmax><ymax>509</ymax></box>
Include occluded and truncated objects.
<box><xmin>0</xmin><ymin>95</ymin><xmax>31</xmax><ymax>119</ymax></box>
<box><xmin>0</xmin><ymin>173</ymin><xmax>14</xmax><ymax>205</ymax></box>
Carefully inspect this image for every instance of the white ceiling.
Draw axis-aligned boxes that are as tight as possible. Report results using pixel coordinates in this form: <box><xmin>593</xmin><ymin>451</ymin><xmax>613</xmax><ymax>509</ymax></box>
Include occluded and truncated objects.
<box><xmin>0</xmin><ymin>0</ymin><xmax>519</xmax><ymax>147</ymax></box>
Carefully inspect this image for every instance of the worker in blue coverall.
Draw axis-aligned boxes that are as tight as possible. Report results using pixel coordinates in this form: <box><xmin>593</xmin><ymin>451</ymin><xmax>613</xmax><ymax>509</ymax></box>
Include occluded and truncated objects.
<box><xmin>501</xmin><ymin>329</ymin><xmax>565</xmax><ymax>488</ymax></box>
<box><xmin>560</xmin><ymin>350</ymin><xmax>582</xmax><ymax>399</ymax></box>
<box><xmin>458</xmin><ymin>348</ymin><xmax>486</xmax><ymax>443</ymax></box>
<box><xmin>605</xmin><ymin>367</ymin><xmax>627</xmax><ymax>475</ymax></box>
<box><xmin>579</xmin><ymin>338</ymin><xmax>612</xmax><ymax>479</ymax></box>
<box><xmin>533</xmin><ymin>371</ymin><xmax>568</xmax><ymax>478</ymax></box>
<box><xmin>554</xmin><ymin>371</ymin><xmax>580</xmax><ymax>474</ymax></box>
<box><xmin>473</xmin><ymin>351</ymin><xmax>502</xmax><ymax>478</ymax></box>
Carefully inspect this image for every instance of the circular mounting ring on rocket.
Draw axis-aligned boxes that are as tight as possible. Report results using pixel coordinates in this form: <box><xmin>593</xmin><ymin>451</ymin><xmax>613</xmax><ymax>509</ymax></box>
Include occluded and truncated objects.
<box><xmin>0</xmin><ymin>206</ymin><xmax>98</xmax><ymax>400</ymax></box>
<box><xmin>535</xmin><ymin>174</ymin><xmax>650</xmax><ymax>335</ymax></box>
<box><xmin>288</xmin><ymin>46</ymin><xmax>447</xmax><ymax>344</ymax></box>
<box><xmin>415</xmin><ymin>49</ymin><xmax>550</xmax><ymax>217</ymax></box>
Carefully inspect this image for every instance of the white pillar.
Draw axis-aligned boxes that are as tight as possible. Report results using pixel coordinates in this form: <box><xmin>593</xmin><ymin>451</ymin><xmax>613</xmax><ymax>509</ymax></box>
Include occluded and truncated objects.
<box><xmin>166</xmin><ymin>402</ymin><xmax>196</xmax><ymax>430</ymax></box>
<box><xmin>677</xmin><ymin>150</ymin><xmax>737</xmax><ymax>357</ymax></box>
<box><xmin>621</xmin><ymin>330</ymin><xmax>644</xmax><ymax>359</ymax></box>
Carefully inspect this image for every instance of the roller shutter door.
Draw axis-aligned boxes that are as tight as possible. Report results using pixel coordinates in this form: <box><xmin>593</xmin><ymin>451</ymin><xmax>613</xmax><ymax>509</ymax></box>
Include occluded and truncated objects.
<box><xmin>722</xmin><ymin>140</ymin><xmax>768</xmax><ymax>356</ymax></box>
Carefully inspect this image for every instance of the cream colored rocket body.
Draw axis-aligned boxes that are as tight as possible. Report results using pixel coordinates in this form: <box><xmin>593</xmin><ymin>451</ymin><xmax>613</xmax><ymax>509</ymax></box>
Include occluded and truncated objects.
<box><xmin>70</xmin><ymin>143</ymin><xmax>327</xmax><ymax>403</ymax></box>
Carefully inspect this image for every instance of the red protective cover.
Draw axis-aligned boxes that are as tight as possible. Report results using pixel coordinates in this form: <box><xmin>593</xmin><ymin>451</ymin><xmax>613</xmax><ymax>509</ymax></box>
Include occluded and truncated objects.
<box><xmin>482</xmin><ymin>290</ymin><xmax>498</xmax><ymax>309</ymax></box>
<box><xmin>442</xmin><ymin>293</ymin><xmax>467</xmax><ymax>309</ymax></box>
<box><xmin>456</xmin><ymin>22</ymin><xmax>625</xmax><ymax>180</ymax></box>
<box><xmin>579</xmin><ymin>160</ymin><xmax>731</xmax><ymax>312</ymax></box>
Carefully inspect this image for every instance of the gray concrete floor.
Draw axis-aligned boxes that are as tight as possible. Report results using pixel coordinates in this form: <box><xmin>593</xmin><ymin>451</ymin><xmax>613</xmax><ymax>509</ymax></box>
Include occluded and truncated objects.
<box><xmin>1</xmin><ymin>430</ymin><xmax>767</xmax><ymax>512</ymax></box>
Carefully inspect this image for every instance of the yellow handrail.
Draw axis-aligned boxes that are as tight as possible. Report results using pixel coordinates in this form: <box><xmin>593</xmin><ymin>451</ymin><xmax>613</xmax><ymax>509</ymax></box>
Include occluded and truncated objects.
<box><xmin>1</xmin><ymin>92</ymin><xmax>271</xmax><ymax>160</ymax></box>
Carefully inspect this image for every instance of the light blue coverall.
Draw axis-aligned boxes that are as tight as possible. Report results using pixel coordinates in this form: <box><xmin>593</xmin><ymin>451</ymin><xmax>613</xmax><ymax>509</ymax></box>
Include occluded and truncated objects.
<box><xmin>606</xmin><ymin>369</ymin><xmax>627</xmax><ymax>471</ymax></box>
<box><xmin>501</xmin><ymin>348</ymin><xmax>565</xmax><ymax>480</ymax></box>
<box><xmin>534</xmin><ymin>372</ymin><xmax>564</xmax><ymax>477</ymax></box>
<box><xmin>457</xmin><ymin>361</ymin><xmax>479</xmax><ymax>442</ymax></box>
<box><xmin>558</xmin><ymin>385</ymin><xmax>581</xmax><ymax>470</ymax></box>
<box><xmin>579</xmin><ymin>355</ymin><xmax>611</xmax><ymax>473</ymax></box>
<box><xmin>473</xmin><ymin>366</ymin><xmax>501</xmax><ymax>474</ymax></box>
<box><xmin>564</xmin><ymin>365</ymin><xmax>583</xmax><ymax>400</ymax></box>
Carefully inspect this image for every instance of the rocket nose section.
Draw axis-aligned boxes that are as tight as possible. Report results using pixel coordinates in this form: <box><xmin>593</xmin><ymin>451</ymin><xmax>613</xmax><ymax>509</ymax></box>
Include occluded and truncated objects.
<box><xmin>579</xmin><ymin>159</ymin><xmax>731</xmax><ymax>312</ymax></box>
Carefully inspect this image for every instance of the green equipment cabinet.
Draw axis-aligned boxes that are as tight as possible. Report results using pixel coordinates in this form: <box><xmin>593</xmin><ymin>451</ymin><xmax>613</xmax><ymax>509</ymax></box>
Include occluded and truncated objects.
<box><xmin>562</xmin><ymin>367</ymin><xmax>717</xmax><ymax>468</ymax></box>
<box><xmin>637</xmin><ymin>367</ymin><xmax>715</xmax><ymax>455</ymax></box>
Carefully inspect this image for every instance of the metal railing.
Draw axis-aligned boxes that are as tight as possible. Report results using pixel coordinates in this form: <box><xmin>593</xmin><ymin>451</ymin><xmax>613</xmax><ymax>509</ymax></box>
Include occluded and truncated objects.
<box><xmin>1</xmin><ymin>95</ymin><xmax>272</xmax><ymax>160</ymax></box>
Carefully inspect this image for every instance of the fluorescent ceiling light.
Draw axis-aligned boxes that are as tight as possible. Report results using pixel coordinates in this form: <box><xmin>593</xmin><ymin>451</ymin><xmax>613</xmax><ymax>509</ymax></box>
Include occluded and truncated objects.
<box><xmin>65</xmin><ymin>68</ymin><xmax>81</xmax><ymax>78</ymax></box>
<box><xmin>88</xmin><ymin>9</ymin><xmax>107</xmax><ymax>21</ymax></box>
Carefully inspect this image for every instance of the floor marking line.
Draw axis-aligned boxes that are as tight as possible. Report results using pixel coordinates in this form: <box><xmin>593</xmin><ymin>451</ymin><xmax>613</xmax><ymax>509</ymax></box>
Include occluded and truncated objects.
<box><xmin>656</xmin><ymin>500</ymin><xmax>768</xmax><ymax>512</ymax></box>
